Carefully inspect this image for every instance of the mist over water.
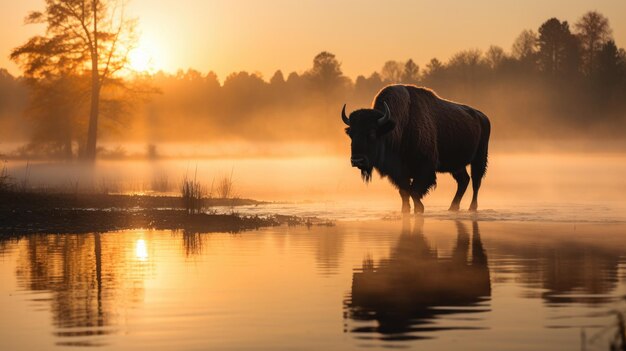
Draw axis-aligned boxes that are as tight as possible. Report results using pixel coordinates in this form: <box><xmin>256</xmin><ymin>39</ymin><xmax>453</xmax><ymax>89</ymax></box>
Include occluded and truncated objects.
<box><xmin>4</xmin><ymin>146</ymin><xmax>625</xmax><ymax>222</ymax></box>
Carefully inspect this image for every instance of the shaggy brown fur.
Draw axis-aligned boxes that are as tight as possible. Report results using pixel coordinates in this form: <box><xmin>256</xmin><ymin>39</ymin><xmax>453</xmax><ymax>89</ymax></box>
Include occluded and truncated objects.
<box><xmin>344</xmin><ymin>84</ymin><xmax>491</xmax><ymax>213</ymax></box>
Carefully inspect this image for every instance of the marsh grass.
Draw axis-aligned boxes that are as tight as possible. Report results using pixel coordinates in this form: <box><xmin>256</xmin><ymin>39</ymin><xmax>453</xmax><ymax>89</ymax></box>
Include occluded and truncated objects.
<box><xmin>216</xmin><ymin>168</ymin><xmax>235</xmax><ymax>199</ymax></box>
<box><xmin>19</xmin><ymin>161</ymin><xmax>31</xmax><ymax>192</ymax></box>
<box><xmin>151</xmin><ymin>173</ymin><xmax>171</xmax><ymax>193</ymax></box>
<box><xmin>97</xmin><ymin>177</ymin><xmax>122</xmax><ymax>195</ymax></box>
<box><xmin>0</xmin><ymin>161</ymin><xmax>14</xmax><ymax>193</ymax></box>
<box><xmin>181</xmin><ymin>167</ymin><xmax>204</xmax><ymax>214</ymax></box>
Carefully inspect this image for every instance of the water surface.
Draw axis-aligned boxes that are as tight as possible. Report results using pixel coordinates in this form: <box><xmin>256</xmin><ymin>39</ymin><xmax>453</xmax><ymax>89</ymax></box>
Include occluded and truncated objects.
<box><xmin>1</xmin><ymin>218</ymin><xmax>625</xmax><ymax>350</ymax></box>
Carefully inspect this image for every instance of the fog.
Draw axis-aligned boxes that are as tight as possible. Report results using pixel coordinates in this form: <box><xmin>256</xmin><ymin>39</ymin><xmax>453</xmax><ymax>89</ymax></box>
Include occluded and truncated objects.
<box><xmin>3</xmin><ymin>151</ymin><xmax>624</xmax><ymax>221</ymax></box>
<box><xmin>2</xmin><ymin>29</ymin><xmax>626</xmax><ymax>158</ymax></box>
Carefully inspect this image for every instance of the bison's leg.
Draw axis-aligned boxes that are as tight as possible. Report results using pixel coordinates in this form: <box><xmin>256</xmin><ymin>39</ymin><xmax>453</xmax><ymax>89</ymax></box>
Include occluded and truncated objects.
<box><xmin>399</xmin><ymin>189</ymin><xmax>411</xmax><ymax>214</ymax></box>
<box><xmin>411</xmin><ymin>194</ymin><xmax>424</xmax><ymax>214</ymax></box>
<box><xmin>470</xmin><ymin>152</ymin><xmax>488</xmax><ymax>211</ymax></box>
<box><xmin>409</xmin><ymin>171</ymin><xmax>436</xmax><ymax>214</ymax></box>
<box><xmin>469</xmin><ymin>176</ymin><xmax>481</xmax><ymax>211</ymax></box>
<box><xmin>470</xmin><ymin>115</ymin><xmax>491</xmax><ymax>212</ymax></box>
<box><xmin>449</xmin><ymin>168</ymin><xmax>470</xmax><ymax>211</ymax></box>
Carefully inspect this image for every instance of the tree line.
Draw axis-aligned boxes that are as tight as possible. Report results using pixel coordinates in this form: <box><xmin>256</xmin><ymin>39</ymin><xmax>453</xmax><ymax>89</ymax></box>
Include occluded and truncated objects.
<box><xmin>1</xmin><ymin>9</ymin><xmax>625</xmax><ymax>159</ymax></box>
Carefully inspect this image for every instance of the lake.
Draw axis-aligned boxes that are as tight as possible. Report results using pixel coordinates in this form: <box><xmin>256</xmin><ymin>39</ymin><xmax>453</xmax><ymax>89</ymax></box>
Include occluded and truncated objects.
<box><xmin>1</xmin><ymin>151</ymin><xmax>626</xmax><ymax>349</ymax></box>
<box><xmin>1</xmin><ymin>218</ymin><xmax>626</xmax><ymax>350</ymax></box>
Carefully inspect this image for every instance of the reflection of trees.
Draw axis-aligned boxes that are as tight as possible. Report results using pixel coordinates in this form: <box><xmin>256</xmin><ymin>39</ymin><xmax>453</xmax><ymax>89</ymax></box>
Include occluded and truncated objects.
<box><xmin>499</xmin><ymin>241</ymin><xmax>620</xmax><ymax>305</ymax></box>
<box><xmin>346</xmin><ymin>219</ymin><xmax>490</xmax><ymax>340</ymax></box>
<box><xmin>15</xmin><ymin>233</ymin><xmax>149</xmax><ymax>346</ymax></box>
<box><xmin>315</xmin><ymin>228</ymin><xmax>344</xmax><ymax>276</ymax></box>
<box><xmin>541</xmin><ymin>244</ymin><xmax>619</xmax><ymax>305</ymax></box>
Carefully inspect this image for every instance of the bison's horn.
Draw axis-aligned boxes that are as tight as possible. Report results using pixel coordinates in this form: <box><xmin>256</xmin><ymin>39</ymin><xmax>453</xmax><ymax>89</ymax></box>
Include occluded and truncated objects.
<box><xmin>341</xmin><ymin>104</ymin><xmax>350</xmax><ymax>125</ymax></box>
<box><xmin>378</xmin><ymin>102</ymin><xmax>391</xmax><ymax>125</ymax></box>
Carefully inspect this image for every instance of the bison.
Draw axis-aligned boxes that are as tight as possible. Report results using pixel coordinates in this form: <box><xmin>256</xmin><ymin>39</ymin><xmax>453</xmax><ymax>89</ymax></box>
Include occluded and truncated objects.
<box><xmin>342</xmin><ymin>84</ymin><xmax>491</xmax><ymax>213</ymax></box>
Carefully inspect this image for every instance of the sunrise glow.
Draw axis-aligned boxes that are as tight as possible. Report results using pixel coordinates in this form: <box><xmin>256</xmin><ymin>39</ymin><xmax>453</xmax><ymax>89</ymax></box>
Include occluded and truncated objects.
<box><xmin>1</xmin><ymin>1</ymin><xmax>626</xmax><ymax>350</ymax></box>
<box><xmin>128</xmin><ymin>39</ymin><xmax>162</xmax><ymax>73</ymax></box>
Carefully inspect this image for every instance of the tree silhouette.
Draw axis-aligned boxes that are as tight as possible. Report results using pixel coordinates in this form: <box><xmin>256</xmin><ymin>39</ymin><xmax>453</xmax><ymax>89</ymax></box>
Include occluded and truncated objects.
<box><xmin>595</xmin><ymin>40</ymin><xmax>626</xmax><ymax>98</ymax></box>
<box><xmin>354</xmin><ymin>72</ymin><xmax>384</xmax><ymax>103</ymax></box>
<box><xmin>401</xmin><ymin>59</ymin><xmax>420</xmax><ymax>84</ymax></box>
<box><xmin>424</xmin><ymin>58</ymin><xmax>444</xmax><ymax>76</ymax></box>
<box><xmin>11</xmin><ymin>0</ymin><xmax>137</xmax><ymax>160</ymax></box>
<box><xmin>512</xmin><ymin>29</ymin><xmax>538</xmax><ymax>61</ymax></box>
<box><xmin>381</xmin><ymin>60</ymin><xmax>403</xmax><ymax>83</ymax></box>
<box><xmin>307</xmin><ymin>51</ymin><xmax>347</xmax><ymax>92</ymax></box>
<box><xmin>305</xmin><ymin>51</ymin><xmax>349</xmax><ymax>120</ymax></box>
<box><xmin>2</xmin><ymin>10</ymin><xmax>626</xmax><ymax>153</ymax></box>
<box><xmin>485</xmin><ymin>46</ymin><xmax>506</xmax><ymax>70</ymax></box>
<box><xmin>23</xmin><ymin>76</ymin><xmax>87</xmax><ymax>158</ymax></box>
<box><xmin>270</xmin><ymin>70</ymin><xmax>285</xmax><ymax>85</ymax></box>
<box><xmin>575</xmin><ymin>11</ymin><xmax>612</xmax><ymax>76</ymax></box>
<box><xmin>537</xmin><ymin>18</ymin><xmax>580</xmax><ymax>76</ymax></box>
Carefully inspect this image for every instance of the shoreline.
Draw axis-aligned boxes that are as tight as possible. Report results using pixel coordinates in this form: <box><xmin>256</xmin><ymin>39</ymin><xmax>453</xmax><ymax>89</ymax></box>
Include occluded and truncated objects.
<box><xmin>0</xmin><ymin>192</ymin><xmax>333</xmax><ymax>237</ymax></box>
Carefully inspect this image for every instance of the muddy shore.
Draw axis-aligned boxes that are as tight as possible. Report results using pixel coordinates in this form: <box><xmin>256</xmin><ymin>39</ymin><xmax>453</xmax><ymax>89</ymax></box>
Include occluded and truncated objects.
<box><xmin>0</xmin><ymin>192</ymin><xmax>331</xmax><ymax>237</ymax></box>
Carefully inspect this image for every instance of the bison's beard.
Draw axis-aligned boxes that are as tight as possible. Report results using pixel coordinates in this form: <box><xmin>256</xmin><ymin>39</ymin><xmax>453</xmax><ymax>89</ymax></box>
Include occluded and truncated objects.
<box><xmin>360</xmin><ymin>167</ymin><xmax>373</xmax><ymax>183</ymax></box>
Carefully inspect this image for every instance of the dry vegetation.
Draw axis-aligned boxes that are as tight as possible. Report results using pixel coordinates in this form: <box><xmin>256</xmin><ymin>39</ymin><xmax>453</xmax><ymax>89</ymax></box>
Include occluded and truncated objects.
<box><xmin>216</xmin><ymin>168</ymin><xmax>236</xmax><ymax>199</ymax></box>
<box><xmin>0</xmin><ymin>161</ymin><xmax>12</xmax><ymax>192</ymax></box>
<box><xmin>151</xmin><ymin>173</ymin><xmax>171</xmax><ymax>192</ymax></box>
<box><xmin>181</xmin><ymin>168</ymin><xmax>204</xmax><ymax>214</ymax></box>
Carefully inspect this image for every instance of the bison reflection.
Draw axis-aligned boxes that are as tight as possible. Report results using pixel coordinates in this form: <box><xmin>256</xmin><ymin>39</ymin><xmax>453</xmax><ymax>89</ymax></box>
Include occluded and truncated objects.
<box><xmin>346</xmin><ymin>219</ymin><xmax>490</xmax><ymax>340</ymax></box>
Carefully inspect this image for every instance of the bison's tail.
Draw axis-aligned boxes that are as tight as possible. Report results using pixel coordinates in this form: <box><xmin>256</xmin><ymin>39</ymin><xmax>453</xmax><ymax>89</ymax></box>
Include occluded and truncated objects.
<box><xmin>471</xmin><ymin>114</ymin><xmax>491</xmax><ymax>179</ymax></box>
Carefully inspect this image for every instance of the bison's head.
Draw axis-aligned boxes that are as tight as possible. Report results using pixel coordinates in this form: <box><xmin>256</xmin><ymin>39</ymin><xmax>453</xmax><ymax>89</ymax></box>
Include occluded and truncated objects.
<box><xmin>342</xmin><ymin>102</ymin><xmax>396</xmax><ymax>182</ymax></box>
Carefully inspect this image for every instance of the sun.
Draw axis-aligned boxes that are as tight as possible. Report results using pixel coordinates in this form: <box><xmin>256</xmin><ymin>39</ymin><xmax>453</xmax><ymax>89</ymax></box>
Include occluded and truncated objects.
<box><xmin>128</xmin><ymin>39</ymin><xmax>161</xmax><ymax>73</ymax></box>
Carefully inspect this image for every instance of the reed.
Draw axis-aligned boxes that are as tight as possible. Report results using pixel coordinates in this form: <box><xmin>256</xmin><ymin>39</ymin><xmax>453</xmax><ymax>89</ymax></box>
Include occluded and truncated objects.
<box><xmin>180</xmin><ymin>167</ymin><xmax>204</xmax><ymax>214</ymax></box>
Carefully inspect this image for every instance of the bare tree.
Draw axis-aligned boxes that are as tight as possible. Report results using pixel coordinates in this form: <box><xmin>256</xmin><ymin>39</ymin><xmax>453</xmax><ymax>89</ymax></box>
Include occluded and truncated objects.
<box><xmin>485</xmin><ymin>46</ymin><xmax>506</xmax><ymax>70</ymax></box>
<box><xmin>575</xmin><ymin>11</ymin><xmax>612</xmax><ymax>76</ymax></box>
<box><xmin>512</xmin><ymin>30</ymin><xmax>538</xmax><ymax>61</ymax></box>
<box><xmin>381</xmin><ymin>60</ymin><xmax>404</xmax><ymax>83</ymax></box>
<box><xmin>11</xmin><ymin>0</ymin><xmax>137</xmax><ymax>161</ymax></box>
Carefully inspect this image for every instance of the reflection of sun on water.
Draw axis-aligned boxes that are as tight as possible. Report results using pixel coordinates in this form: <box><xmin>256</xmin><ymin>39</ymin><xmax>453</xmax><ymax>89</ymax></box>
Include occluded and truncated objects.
<box><xmin>135</xmin><ymin>239</ymin><xmax>148</xmax><ymax>261</ymax></box>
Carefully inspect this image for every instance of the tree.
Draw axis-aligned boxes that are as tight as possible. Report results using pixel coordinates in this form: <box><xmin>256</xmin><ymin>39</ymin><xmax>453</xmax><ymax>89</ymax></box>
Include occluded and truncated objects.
<box><xmin>421</xmin><ymin>58</ymin><xmax>445</xmax><ymax>86</ymax></box>
<box><xmin>537</xmin><ymin>18</ymin><xmax>580</xmax><ymax>76</ymax></box>
<box><xmin>380</xmin><ymin>60</ymin><xmax>403</xmax><ymax>83</ymax></box>
<box><xmin>595</xmin><ymin>40</ymin><xmax>626</xmax><ymax>88</ymax></box>
<box><xmin>354</xmin><ymin>72</ymin><xmax>384</xmax><ymax>100</ymax></box>
<box><xmin>402</xmin><ymin>59</ymin><xmax>420</xmax><ymax>84</ymax></box>
<box><xmin>485</xmin><ymin>46</ymin><xmax>506</xmax><ymax>70</ymax></box>
<box><xmin>11</xmin><ymin>0</ymin><xmax>137</xmax><ymax>160</ymax></box>
<box><xmin>574</xmin><ymin>11</ymin><xmax>612</xmax><ymax>76</ymax></box>
<box><xmin>270</xmin><ymin>70</ymin><xmax>285</xmax><ymax>85</ymax></box>
<box><xmin>0</xmin><ymin>70</ymin><xmax>29</xmax><ymax>142</ymax></box>
<box><xmin>512</xmin><ymin>29</ymin><xmax>538</xmax><ymax>61</ymax></box>
<box><xmin>307</xmin><ymin>51</ymin><xmax>347</xmax><ymax>92</ymax></box>
<box><xmin>425</xmin><ymin>58</ymin><xmax>444</xmax><ymax>75</ymax></box>
<box><xmin>22</xmin><ymin>76</ymin><xmax>87</xmax><ymax>158</ymax></box>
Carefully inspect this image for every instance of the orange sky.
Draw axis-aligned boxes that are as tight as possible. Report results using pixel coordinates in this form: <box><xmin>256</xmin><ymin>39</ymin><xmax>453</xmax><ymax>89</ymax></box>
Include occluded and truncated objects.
<box><xmin>2</xmin><ymin>0</ymin><xmax>626</xmax><ymax>80</ymax></box>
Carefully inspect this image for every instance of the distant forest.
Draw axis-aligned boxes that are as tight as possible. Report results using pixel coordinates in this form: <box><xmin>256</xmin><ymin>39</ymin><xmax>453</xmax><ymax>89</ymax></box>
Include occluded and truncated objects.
<box><xmin>1</xmin><ymin>10</ymin><xmax>625</xmax><ymax>158</ymax></box>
